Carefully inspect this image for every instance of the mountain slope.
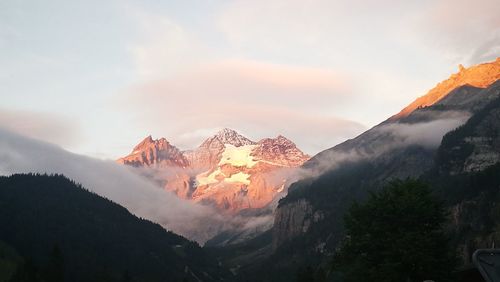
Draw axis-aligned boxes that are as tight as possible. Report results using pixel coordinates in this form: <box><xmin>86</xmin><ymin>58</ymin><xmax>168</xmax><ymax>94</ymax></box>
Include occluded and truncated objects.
<box><xmin>391</xmin><ymin>58</ymin><xmax>500</xmax><ymax>120</ymax></box>
<box><xmin>0</xmin><ymin>174</ymin><xmax>226</xmax><ymax>282</ymax></box>
<box><xmin>243</xmin><ymin>59</ymin><xmax>500</xmax><ymax>281</ymax></box>
<box><xmin>278</xmin><ymin>61</ymin><xmax>500</xmax><ymax>246</ymax></box>
<box><xmin>306</xmin><ymin>62</ymin><xmax>500</xmax><ymax>175</ymax></box>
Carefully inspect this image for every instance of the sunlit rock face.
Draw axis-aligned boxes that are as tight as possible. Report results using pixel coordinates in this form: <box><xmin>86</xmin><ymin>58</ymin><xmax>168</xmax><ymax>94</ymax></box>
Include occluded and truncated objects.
<box><xmin>117</xmin><ymin>129</ymin><xmax>310</xmax><ymax>213</ymax></box>
<box><xmin>254</xmin><ymin>135</ymin><xmax>310</xmax><ymax>167</ymax></box>
<box><xmin>117</xmin><ymin>135</ymin><xmax>189</xmax><ymax>168</ymax></box>
<box><xmin>391</xmin><ymin>58</ymin><xmax>500</xmax><ymax>120</ymax></box>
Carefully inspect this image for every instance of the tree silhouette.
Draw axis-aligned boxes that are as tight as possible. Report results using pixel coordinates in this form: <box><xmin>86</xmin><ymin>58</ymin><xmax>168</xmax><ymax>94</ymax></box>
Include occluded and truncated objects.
<box><xmin>333</xmin><ymin>179</ymin><xmax>457</xmax><ymax>282</ymax></box>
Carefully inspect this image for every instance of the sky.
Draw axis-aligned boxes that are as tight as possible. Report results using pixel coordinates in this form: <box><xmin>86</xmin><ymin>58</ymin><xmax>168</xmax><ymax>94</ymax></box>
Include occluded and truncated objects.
<box><xmin>1</xmin><ymin>0</ymin><xmax>499</xmax><ymax>159</ymax></box>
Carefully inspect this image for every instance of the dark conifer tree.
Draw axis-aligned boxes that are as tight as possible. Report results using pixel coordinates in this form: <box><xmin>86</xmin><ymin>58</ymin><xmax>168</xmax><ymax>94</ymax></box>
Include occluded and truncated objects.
<box><xmin>333</xmin><ymin>179</ymin><xmax>457</xmax><ymax>282</ymax></box>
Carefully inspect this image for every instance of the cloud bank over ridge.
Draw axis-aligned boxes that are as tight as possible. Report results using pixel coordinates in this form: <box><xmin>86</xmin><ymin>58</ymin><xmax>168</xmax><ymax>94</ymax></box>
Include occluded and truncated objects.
<box><xmin>0</xmin><ymin>128</ymin><xmax>273</xmax><ymax>243</ymax></box>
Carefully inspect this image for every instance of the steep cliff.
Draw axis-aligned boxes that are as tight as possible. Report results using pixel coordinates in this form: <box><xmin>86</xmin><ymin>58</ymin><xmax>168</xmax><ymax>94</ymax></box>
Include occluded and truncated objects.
<box><xmin>272</xmin><ymin>199</ymin><xmax>314</xmax><ymax>250</ymax></box>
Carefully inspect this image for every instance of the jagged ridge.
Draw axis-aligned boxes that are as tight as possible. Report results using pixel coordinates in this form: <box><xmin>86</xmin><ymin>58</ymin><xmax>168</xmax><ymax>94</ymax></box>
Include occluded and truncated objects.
<box><xmin>117</xmin><ymin>128</ymin><xmax>310</xmax><ymax>213</ymax></box>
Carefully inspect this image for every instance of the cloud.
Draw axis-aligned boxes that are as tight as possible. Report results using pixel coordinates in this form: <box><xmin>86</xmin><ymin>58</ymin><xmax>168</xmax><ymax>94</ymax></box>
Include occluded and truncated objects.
<box><xmin>117</xmin><ymin>59</ymin><xmax>365</xmax><ymax>154</ymax></box>
<box><xmin>413</xmin><ymin>0</ymin><xmax>500</xmax><ymax>64</ymax></box>
<box><xmin>217</xmin><ymin>0</ymin><xmax>499</xmax><ymax>66</ymax></box>
<box><xmin>0</xmin><ymin>109</ymin><xmax>83</xmax><ymax>150</ymax></box>
<box><xmin>305</xmin><ymin>112</ymin><xmax>471</xmax><ymax>175</ymax></box>
<box><xmin>377</xmin><ymin>114</ymin><xmax>471</xmax><ymax>148</ymax></box>
<box><xmin>0</xmin><ymin>127</ymin><xmax>274</xmax><ymax>243</ymax></box>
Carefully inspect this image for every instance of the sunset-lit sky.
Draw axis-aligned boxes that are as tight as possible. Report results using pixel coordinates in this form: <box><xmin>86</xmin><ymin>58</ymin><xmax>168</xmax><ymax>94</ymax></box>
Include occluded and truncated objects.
<box><xmin>1</xmin><ymin>0</ymin><xmax>499</xmax><ymax>158</ymax></box>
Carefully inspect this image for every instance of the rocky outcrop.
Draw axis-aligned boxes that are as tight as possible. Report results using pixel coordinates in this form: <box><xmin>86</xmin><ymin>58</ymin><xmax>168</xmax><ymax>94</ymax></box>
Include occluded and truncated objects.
<box><xmin>436</xmin><ymin>85</ymin><xmax>500</xmax><ymax>175</ymax></box>
<box><xmin>449</xmin><ymin>198</ymin><xmax>500</xmax><ymax>266</ymax></box>
<box><xmin>272</xmin><ymin>199</ymin><xmax>325</xmax><ymax>250</ymax></box>
<box><xmin>272</xmin><ymin>200</ymin><xmax>312</xmax><ymax>250</ymax></box>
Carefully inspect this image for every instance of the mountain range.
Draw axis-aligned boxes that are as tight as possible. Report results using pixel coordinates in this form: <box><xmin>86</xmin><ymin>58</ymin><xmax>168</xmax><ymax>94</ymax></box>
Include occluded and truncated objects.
<box><xmin>117</xmin><ymin>128</ymin><xmax>310</xmax><ymax>212</ymax></box>
<box><xmin>1</xmin><ymin>57</ymin><xmax>499</xmax><ymax>282</ymax></box>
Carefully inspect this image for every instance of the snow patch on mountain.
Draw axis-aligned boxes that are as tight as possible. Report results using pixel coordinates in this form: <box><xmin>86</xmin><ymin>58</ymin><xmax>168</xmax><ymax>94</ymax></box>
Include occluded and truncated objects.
<box><xmin>196</xmin><ymin>168</ymin><xmax>221</xmax><ymax>186</ymax></box>
<box><xmin>219</xmin><ymin>144</ymin><xmax>258</xmax><ymax>168</ymax></box>
<box><xmin>225</xmin><ymin>172</ymin><xmax>251</xmax><ymax>185</ymax></box>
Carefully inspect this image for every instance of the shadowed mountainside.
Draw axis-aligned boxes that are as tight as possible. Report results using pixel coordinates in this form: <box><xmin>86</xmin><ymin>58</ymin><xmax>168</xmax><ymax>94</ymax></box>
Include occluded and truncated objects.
<box><xmin>0</xmin><ymin>174</ymin><xmax>227</xmax><ymax>282</ymax></box>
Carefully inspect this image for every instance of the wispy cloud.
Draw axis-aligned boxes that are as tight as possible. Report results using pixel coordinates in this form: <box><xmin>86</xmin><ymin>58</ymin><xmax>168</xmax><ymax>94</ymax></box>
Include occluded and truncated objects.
<box><xmin>0</xmin><ymin>109</ymin><xmax>83</xmax><ymax>150</ymax></box>
<box><xmin>304</xmin><ymin>112</ymin><xmax>471</xmax><ymax>175</ymax></box>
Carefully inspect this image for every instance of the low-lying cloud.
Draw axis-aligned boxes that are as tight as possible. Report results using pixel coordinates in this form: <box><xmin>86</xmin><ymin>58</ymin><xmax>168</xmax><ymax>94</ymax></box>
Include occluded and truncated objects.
<box><xmin>0</xmin><ymin>128</ymin><xmax>274</xmax><ymax>243</ymax></box>
<box><xmin>304</xmin><ymin>112</ymin><xmax>471</xmax><ymax>176</ymax></box>
<box><xmin>377</xmin><ymin>115</ymin><xmax>471</xmax><ymax>148</ymax></box>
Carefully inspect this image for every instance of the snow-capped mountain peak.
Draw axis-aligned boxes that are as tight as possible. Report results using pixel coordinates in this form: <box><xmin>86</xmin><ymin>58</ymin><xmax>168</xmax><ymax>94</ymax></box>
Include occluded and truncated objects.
<box><xmin>118</xmin><ymin>130</ymin><xmax>310</xmax><ymax>212</ymax></box>
<box><xmin>201</xmin><ymin>128</ymin><xmax>255</xmax><ymax>148</ymax></box>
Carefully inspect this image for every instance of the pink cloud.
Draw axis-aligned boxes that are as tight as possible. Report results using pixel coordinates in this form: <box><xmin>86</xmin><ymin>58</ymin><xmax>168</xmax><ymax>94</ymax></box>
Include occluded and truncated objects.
<box><xmin>117</xmin><ymin>60</ymin><xmax>365</xmax><ymax>154</ymax></box>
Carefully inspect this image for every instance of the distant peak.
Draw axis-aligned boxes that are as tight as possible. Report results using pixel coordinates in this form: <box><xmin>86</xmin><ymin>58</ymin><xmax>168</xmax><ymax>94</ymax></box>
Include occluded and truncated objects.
<box><xmin>198</xmin><ymin>128</ymin><xmax>255</xmax><ymax>148</ymax></box>
<box><xmin>132</xmin><ymin>135</ymin><xmax>173</xmax><ymax>152</ymax></box>
<box><xmin>144</xmin><ymin>135</ymin><xmax>153</xmax><ymax>142</ymax></box>
<box><xmin>119</xmin><ymin>135</ymin><xmax>188</xmax><ymax>167</ymax></box>
<box><xmin>275</xmin><ymin>135</ymin><xmax>291</xmax><ymax>142</ymax></box>
<box><xmin>258</xmin><ymin>135</ymin><xmax>296</xmax><ymax>147</ymax></box>
<box><xmin>216</xmin><ymin>128</ymin><xmax>239</xmax><ymax>136</ymax></box>
<box><xmin>133</xmin><ymin>135</ymin><xmax>153</xmax><ymax>149</ymax></box>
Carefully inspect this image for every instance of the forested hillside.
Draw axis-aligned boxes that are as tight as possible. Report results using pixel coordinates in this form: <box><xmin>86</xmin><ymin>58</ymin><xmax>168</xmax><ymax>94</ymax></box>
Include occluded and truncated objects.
<box><xmin>0</xmin><ymin>174</ymin><xmax>226</xmax><ymax>282</ymax></box>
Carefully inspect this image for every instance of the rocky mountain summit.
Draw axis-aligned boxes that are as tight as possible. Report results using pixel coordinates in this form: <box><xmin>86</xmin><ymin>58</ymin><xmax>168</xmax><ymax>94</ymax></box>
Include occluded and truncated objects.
<box><xmin>117</xmin><ymin>129</ymin><xmax>309</xmax><ymax>212</ymax></box>
<box><xmin>184</xmin><ymin>128</ymin><xmax>256</xmax><ymax>171</ymax></box>
<box><xmin>117</xmin><ymin>135</ymin><xmax>189</xmax><ymax>168</ymax></box>
<box><xmin>253</xmin><ymin>135</ymin><xmax>309</xmax><ymax>167</ymax></box>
